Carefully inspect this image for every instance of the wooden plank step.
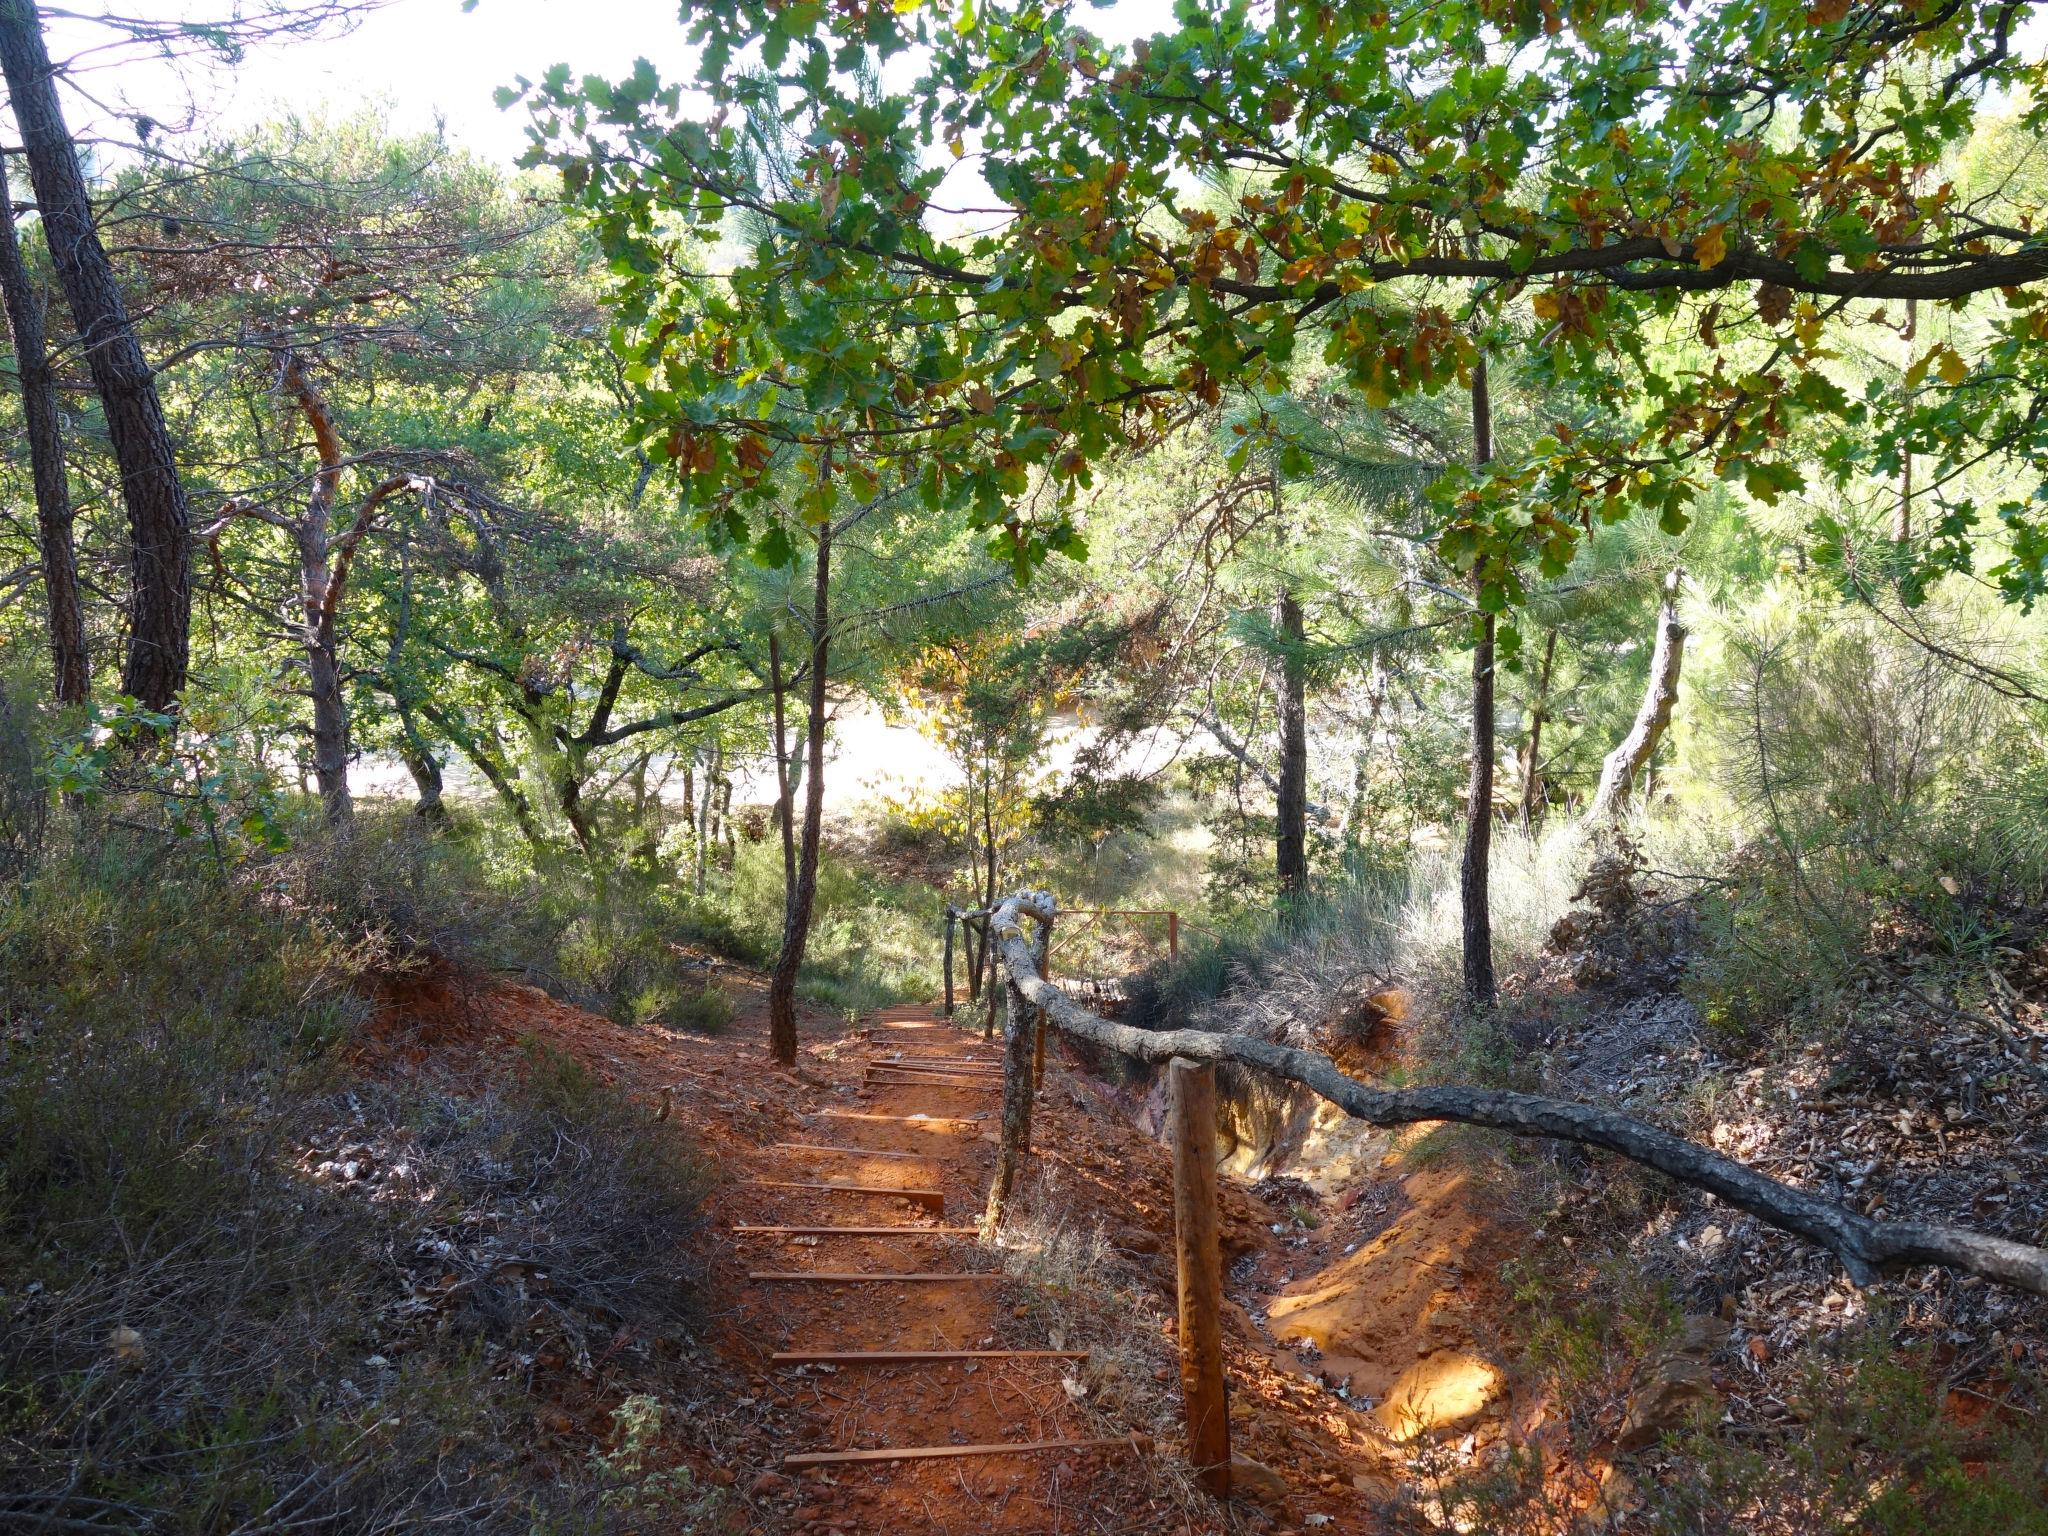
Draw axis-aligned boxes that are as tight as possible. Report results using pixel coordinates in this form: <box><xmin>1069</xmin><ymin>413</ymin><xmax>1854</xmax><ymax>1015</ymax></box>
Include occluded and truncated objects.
<box><xmin>747</xmin><ymin>1271</ymin><xmax>1003</xmax><ymax>1283</ymax></box>
<box><xmin>814</xmin><ymin>1110</ymin><xmax>984</xmax><ymax>1126</ymax></box>
<box><xmin>784</xmin><ymin>1435</ymin><xmax>1149</xmax><ymax>1468</ymax></box>
<box><xmin>773</xmin><ymin>1349</ymin><xmax>1087</xmax><ymax>1364</ymax></box>
<box><xmin>742</xmin><ymin>1181</ymin><xmax>944</xmax><ymax>1211</ymax></box>
<box><xmin>872</xmin><ymin>1056</ymin><xmax>1002</xmax><ymax>1069</ymax></box>
<box><xmin>732</xmin><ymin>1225</ymin><xmax>977</xmax><ymax>1236</ymax></box>
<box><xmin>864</xmin><ymin>1072</ymin><xmax>1000</xmax><ymax>1088</ymax></box>
<box><xmin>773</xmin><ymin>1142</ymin><xmax>938</xmax><ymax>1161</ymax></box>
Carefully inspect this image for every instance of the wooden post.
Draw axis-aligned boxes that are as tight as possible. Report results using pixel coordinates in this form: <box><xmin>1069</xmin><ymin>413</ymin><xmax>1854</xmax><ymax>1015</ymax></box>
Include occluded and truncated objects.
<box><xmin>982</xmin><ymin>967</ymin><xmax>1037</xmax><ymax>1232</ymax></box>
<box><xmin>1168</xmin><ymin>911</ymin><xmax>1180</xmax><ymax>960</ymax></box>
<box><xmin>943</xmin><ymin>909</ymin><xmax>956</xmax><ymax>1017</ymax></box>
<box><xmin>1168</xmin><ymin>1057</ymin><xmax>1230</xmax><ymax>1498</ymax></box>
<box><xmin>1032</xmin><ymin>907</ymin><xmax>1053</xmax><ymax>1090</ymax></box>
<box><xmin>963</xmin><ymin>918</ymin><xmax>981</xmax><ymax>1002</ymax></box>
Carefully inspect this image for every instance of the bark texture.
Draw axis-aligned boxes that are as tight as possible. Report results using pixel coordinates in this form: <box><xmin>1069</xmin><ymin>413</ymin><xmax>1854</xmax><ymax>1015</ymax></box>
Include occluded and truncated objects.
<box><xmin>0</xmin><ymin>0</ymin><xmax>189</xmax><ymax>708</ymax></box>
<box><xmin>984</xmin><ymin>891</ymin><xmax>2048</xmax><ymax>1297</ymax></box>
<box><xmin>1587</xmin><ymin>568</ymin><xmax>1686</xmax><ymax>822</ymax></box>
<box><xmin>0</xmin><ymin>156</ymin><xmax>84</xmax><ymax>702</ymax></box>
<box><xmin>1460</xmin><ymin>354</ymin><xmax>1497</xmax><ymax>1009</ymax></box>
<box><xmin>1272</xmin><ymin>588</ymin><xmax>1308</xmax><ymax>898</ymax></box>
<box><xmin>980</xmin><ymin>965</ymin><xmax>1037</xmax><ymax>1232</ymax></box>
<box><xmin>768</xmin><ymin>521</ymin><xmax>831</xmax><ymax>1066</ymax></box>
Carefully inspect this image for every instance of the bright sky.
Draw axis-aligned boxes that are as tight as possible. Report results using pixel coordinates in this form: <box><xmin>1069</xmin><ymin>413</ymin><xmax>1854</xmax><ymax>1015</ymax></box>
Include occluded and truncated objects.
<box><xmin>42</xmin><ymin>0</ymin><xmax>1182</xmax><ymax>170</ymax></box>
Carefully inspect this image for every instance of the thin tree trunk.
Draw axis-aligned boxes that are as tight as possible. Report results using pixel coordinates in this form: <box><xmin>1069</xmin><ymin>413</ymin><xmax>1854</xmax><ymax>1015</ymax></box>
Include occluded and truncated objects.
<box><xmin>1273</xmin><ymin>587</ymin><xmax>1308</xmax><ymax>898</ymax></box>
<box><xmin>0</xmin><ymin>154</ymin><xmax>83</xmax><ymax>702</ymax></box>
<box><xmin>1588</xmin><ymin>569</ymin><xmax>1687</xmax><ymax>822</ymax></box>
<box><xmin>0</xmin><ymin>0</ymin><xmax>189</xmax><ymax>709</ymax></box>
<box><xmin>1896</xmin><ymin>297</ymin><xmax>1916</xmax><ymax>543</ymax></box>
<box><xmin>395</xmin><ymin>714</ymin><xmax>446</xmax><ymax>824</ymax></box>
<box><xmin>1461</xmin><ymin>354</ymin><xmax>1498</xmax><ymax>1011</ymax></box>
<box><xmin>282</xmin><ymin>357</ymin><xmax>353</xmax><ymax>828</ymax></box>
<box><xmin>768</xmin><ymin>521</ymin><xmax>831</xmax><ymax>1066</ymax></box>
<box><xmin>1516</xmin><ymin>627</ymin><xmax>1558</xmax><ymax>828</ymax></box>
<box><xmin>694</xmin><ymin>744</ymin><xmax>711</xmax><ymax>896</ymax></box>
<box><xmin>770</xmin><ymin>631</ymin><xmax>796</xmax><ymax>892</ymax></box>
<box><xmin>422</xmin><ymin>703</ymin><xmax>543</xmax><ymax>847</ymax></box>
<box><xmin>385</xmin><ymin>539</ymin><xmax>444</xmax><ymax>825</ymax></box>
<box><xmin>718</xmin><ymin>776</ymin><xmax>735</xmax><ymax>867</ymax></box>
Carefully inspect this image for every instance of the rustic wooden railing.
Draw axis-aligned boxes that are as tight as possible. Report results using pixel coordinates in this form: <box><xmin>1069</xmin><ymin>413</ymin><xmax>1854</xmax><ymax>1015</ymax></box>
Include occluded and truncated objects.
<box><xmin>969</xmin><ymin>888</ymin><xmax>2048</xmax><ymax>1500</ymax></box>
<box><xmin>944</xmin><ymin>901</ymin><xmax>1186</xmax><ymax>1026</ymax></box>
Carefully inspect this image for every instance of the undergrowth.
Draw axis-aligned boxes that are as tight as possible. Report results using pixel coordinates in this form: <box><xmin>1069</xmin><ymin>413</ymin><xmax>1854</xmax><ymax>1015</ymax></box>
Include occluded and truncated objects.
<box><xmin>0</xmin><ymin>835</ymin><xmax>712</xmax><ymax>1533</ymax></box>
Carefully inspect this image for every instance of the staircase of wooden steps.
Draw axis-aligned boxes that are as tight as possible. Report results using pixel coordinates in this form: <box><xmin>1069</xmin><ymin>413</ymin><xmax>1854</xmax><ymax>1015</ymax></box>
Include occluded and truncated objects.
<box><xmin>744</xmin><ymin>1001</ymin><xmax>1148</xmax><ymax>1495</ymax></box>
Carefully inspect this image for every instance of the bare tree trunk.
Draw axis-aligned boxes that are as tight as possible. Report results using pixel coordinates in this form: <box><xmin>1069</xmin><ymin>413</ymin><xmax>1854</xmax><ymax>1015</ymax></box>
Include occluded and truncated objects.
<box><xmin>1588</xmin><ymin>569</ymin><xmax>1686</xmax><ymax>823</ymax></box>
<box><xmin>396</xmin><ymin>719</ymin><xmax>446</xmax><ymax>824</ymax></box>
<box><xmin>1273</xmin><ymin>587</ymin><xmax>1309</xmax><ymax>898</ymax></box>
<box><xmin>1896</xmin><ymin>297</ymin><xmax>1916</xmax><ymax>543</ymax></box>
<box><xmin>0</xmin><ymin>0</ymin><xmax>189</xmax><ymax>709</ymax></box>
<box><xmin>0</xmin><ymin>155</ymin><xmax>84</xmax><ymax>702</ymax></box>
<box><xmin>421</xmin><ymin>703</ymin><xmax>543</xmax><ymax>847</ymax></box>
<box><xmin>1461</xmin><ymin>356</ymin><xmax>1498</xmax><ymax>1011</ymax></box>
<box><xmin>1516</xmin><ymin>627</ymin><xmax>1558</xmax><ymax>828</ymax></box>
<box><xmin>768</xmin><ymin>521</ymin><xmax>831</xmax><ymax>1067</ymax></box>
<box><xmin>693</xmin><ymin>744</ymin><xmax>711</xmax><ymax>896</ymax></box>
<box><xmin>769</xmin><ymin>631</ymin><xmax>796</xmax><ymax>892</ymax></box>
<box><xmin>273</xmin><ymin>357</ymin><xmax>355</xmax><ymax>826</ymax></box>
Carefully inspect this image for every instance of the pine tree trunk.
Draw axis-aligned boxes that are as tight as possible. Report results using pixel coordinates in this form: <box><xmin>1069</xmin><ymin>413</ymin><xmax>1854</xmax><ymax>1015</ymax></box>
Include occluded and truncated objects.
<box><xmin>1516</xmin><ymin>627</ymin><xmax>1558</xmax><ymax>828</ymax></box>
<box><xmin>0</xmin><ymin>155</ymin><xmax>84</xmax><ymax>703</ymax></box>
<box><xmin>0</xmin><ymin>0</ymin><xmax>188</xmax><ymax>709</ymax></box>
<box><xmin>768</xmin><ymin>521</ymin><xmax>831</xmax><ymax>1066</ymax></box>
<box><xmin>1588</xmin><ymin>569</ymin><xmax>1687</xmax><ymax>823</ymax></box>
<box><xmin>1273</xmin><ymin>587</ymin><xmax>1309</xmax><ymax>898</ymax></box>
<box><xmin>770</xmin><ymin>631</ymin><xmax>796</xmax><ymax>892</ymax></box>
<box><xmin>1461</xmin><ymin>355</ymin><xmax>1498</xmax><ymax>1011</ymax></box>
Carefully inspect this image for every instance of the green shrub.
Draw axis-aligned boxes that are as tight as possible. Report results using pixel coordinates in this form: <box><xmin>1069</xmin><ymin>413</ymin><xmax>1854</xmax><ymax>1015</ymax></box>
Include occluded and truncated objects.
<box><xmin>1642</xmin><ymin>1326</ymin><xmax>2048</xmax><ymax>1535</ymax></box>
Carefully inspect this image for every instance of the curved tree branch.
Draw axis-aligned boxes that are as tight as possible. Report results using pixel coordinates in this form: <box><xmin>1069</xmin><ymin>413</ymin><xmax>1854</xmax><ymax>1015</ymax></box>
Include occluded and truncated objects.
<box><xmin>986</xmin><ymin>891</ymin><xmax>2048</xmax><ymax>1297</ymax></box>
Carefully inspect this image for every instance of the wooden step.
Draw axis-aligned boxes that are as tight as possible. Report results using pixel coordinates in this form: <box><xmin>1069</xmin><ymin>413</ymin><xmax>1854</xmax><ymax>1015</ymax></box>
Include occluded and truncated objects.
<box><xmin>732</xmin><ymin>1225</ymin><xmax>978</xmax><ymax>1236</ymax></box>
<box><xmin>784</xmin><ymin>1435</ymin><xmax>1150</xmax><ymax>1468</ymax></box>
<box><xmin>773</xmin><ymin>1349</ymin><xmax>1088</xmax><ymax>1364</ymax></box>
<box><xmin>872</xmin><ymin>1057</ymin><xmax>1002</xmax><ymax>1071</ymax></box>
<box><xmin>742</xmin><ymin>1181</ymin><xmax>944</xmax><ymax>1212</ymax></box>
<box><xmin>773</xmin><ymin>1142</ymin><xmax>938</xmax><ymax>1162</ymax></box>
<box><xmin>814</xmin><ymin>1111</ymin><xmax>984</xmax><ymax>1128</ymax></box>
<box><xmin>748</xmin><ymin>1270</ymin><xmax>1003</xmax><ymax>1283</ymax></box>
<box><xmin>864</xmin><ymin>1072</ymin><xmax>1000</xmax><ymax>1089</ymax></box>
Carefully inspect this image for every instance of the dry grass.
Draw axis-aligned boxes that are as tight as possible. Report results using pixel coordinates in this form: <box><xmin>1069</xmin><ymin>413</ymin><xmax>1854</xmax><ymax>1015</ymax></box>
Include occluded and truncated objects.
<box><xmin>988</xmin><ymin>1188</ymin><xmax>1267</xmax><ymax>1534</ymax></box>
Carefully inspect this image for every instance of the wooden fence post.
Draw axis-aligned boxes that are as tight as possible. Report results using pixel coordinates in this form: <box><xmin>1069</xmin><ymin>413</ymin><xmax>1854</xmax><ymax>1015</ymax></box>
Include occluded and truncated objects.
<box><xmin>982</xmin><ymin>965</ymin><xmax>1037</xmax><ymax>1232</ymax></box>
<box><xmin>943</xmin><ymin>909</ymin><xmax>956</xmax><ymax>1017</ymax></box>
<box><xmin>1167</xmin><ymin>1056</ymin><xmax>1230</xmax><ymax>1498</ymax></box>
<box><xmin>1168</xmin><ymin>910</ymin><xmax>1180</xmax><ymax>960</ymax></box>
<box><xmin>1032</xmin><ymin>907</ymin><xmax>1053</xmax><ymax>1089</ymax></box>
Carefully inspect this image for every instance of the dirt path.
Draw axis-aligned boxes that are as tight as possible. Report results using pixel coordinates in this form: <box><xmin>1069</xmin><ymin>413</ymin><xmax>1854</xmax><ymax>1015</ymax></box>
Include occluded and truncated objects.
<box><xmin>725</xmin><ymin>1004</ymin><xmax>1147</xmax><ymax>1535</ymax></box>
<box><xmin>388</xmin><ymin>973</ymin><xmax>1430</xmax><ymax>1532</ymax></box>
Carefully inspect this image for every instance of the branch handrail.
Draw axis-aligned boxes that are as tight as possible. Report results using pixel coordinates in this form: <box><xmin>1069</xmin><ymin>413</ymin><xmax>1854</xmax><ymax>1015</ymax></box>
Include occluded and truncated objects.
<box><xmin>978</xmin><ymin>889</ymin><xmax>2048</xmax><ymax>1298</ymax></box>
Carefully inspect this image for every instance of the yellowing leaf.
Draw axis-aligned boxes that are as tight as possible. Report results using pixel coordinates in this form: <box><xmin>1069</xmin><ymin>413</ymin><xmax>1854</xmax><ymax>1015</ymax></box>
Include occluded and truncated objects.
<box><xmin>1936</xmin><ymin>346</ymin><xmax>1969</xmax><ymax>386</ymax></box>
<box><xmin>1694</xmin><ymin>225</ymin><xmax>1728</xmax><ymax>269</ymax></box>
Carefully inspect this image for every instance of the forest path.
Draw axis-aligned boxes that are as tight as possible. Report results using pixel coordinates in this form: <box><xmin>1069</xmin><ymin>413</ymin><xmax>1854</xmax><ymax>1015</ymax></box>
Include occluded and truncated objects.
<box><xmin>725</xmin><ymin>1003</ymin><xmax>1145</xmax><ymax>1534</ymax></box>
